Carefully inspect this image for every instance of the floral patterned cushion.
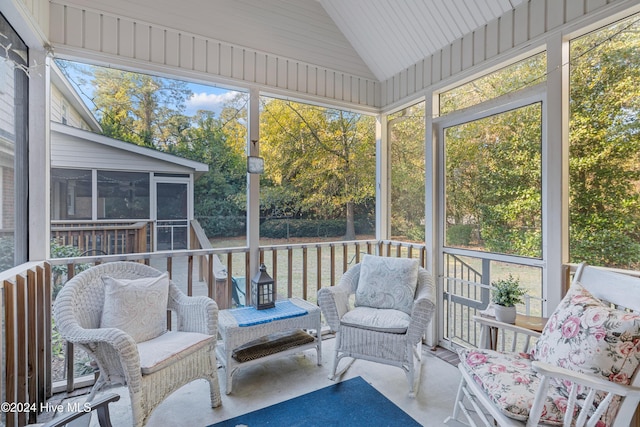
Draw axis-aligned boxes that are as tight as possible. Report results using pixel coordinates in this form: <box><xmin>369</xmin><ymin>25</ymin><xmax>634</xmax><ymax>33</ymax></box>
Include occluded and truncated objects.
<box><xmin>355</xmin><ymin>255</ymin><xmax>419</xmax><ymax>315</ymax></box>
<box><xmin>459</xmin><ymin>348</ymin><xmax>572</xmax><ymax>424</ymax></box>
<box><xmin>530</xmin><ymin>282</ymin><xmax>640</xmax><ymax>388</ymax></box>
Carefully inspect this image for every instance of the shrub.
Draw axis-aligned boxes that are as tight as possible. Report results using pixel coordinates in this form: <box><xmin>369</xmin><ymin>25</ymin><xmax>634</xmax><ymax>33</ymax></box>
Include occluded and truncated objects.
<box><xmin>446</xmin><ymin>224</ymin><xmax>473</xmax><ymax>246</ymax></box>
<box><xmin>260</xmin><ymin>218</ymin><xmax>373</xmax><ymax>239</ymax></box>
<box><xmin>50</xmin><ymin>239</ymin><xmax>89</xmax><ymax>298</ymax></box>
<box><xmin>0</xmin><ymin>236</ymin><xmax>15</xmax><ymax>272</ymax></box>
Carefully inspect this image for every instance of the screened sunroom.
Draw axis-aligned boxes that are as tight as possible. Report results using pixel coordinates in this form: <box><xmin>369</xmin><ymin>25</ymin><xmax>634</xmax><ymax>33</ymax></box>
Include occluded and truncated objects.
<box><xmin>2</xmin><ymin>0</ymin><xmax>640</xmax><ymax>426</ymax></box>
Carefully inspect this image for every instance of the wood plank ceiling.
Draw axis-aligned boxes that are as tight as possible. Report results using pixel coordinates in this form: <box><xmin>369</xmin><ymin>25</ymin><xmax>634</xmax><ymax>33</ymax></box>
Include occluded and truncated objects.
<box><xmin>61</xmin><ymin>0</ymin><xmax>525</xmax><ymax>83</ymax></box>
<box><xmin>320</xmin><ymin>0</ymin><xmax>526</xmax><ymax>81</ymax></box>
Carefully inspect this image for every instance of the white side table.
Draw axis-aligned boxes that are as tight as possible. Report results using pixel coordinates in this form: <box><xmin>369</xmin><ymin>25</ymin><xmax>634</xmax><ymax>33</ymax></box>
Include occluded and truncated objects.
<box><xmin>216</xmin><ymin>297</ymin><xmax>322</xmax><ymax>394</ymax></box>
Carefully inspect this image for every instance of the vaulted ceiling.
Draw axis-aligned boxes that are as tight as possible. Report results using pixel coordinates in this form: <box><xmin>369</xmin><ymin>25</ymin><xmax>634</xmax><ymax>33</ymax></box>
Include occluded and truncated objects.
<box><xmin>67</xmin><ymin>0</ymin><xmax>525</xmax><ymax>82</ymax></box>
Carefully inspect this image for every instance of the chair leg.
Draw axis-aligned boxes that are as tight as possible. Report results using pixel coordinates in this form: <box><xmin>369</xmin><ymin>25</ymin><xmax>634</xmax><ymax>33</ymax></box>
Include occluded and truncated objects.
<box><xmin>329</xmin><ymin>332</ymin><xmax>354</xmax><ymax>380</ymax></box>
<box><xmin>406</xmin><ymin>342</ymin><xmax>422</xmax><ymax>397</ymax></box>
<box><xmin>208</xmin><ymin>354</ymin><xmax>222</xmax><ymax>408</ymax></box>
<box><xmin>444</xmin><ymin>377</ymin><xmax>465</xmax><ymax>424</ymax></box>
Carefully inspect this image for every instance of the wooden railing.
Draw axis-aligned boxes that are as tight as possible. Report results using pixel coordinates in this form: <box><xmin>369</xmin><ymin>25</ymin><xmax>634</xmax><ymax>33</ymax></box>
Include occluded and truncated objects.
<box><xmin>51</xmin><ymin>220</ymin><xmax>151</xmax><ymax>255</ymax></box>
<box><xmin>0</xmin><ymin>261</ymin><xmax>52</xmax><ymax>427</ymax></box>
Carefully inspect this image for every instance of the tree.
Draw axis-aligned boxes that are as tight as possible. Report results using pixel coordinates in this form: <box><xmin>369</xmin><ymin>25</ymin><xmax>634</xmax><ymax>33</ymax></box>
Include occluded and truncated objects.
<box><xmin>569</xmin><ymin>16</ymin><xmax>640</xmax><ymax>268</ymax></box>
<box><xmin>168</xmin><ymin>106</ymin><xmax>248</xmax><ymax>237</ymax></box>
<box><xmin>260</xmin><ymin>99</ymin><xmax>376</xmax><ymax>240</ymax></box>
<box><xmin>389</xmin><ymin>103</ymin><xmax>426</xmax><ymax>241</ymax></box>
<box><xmin>440</xmin><ymin>54</ymin><xmax>545</xmax><ymax>257</ymax></box>
<box><xmin>92</xmin><ymin>68</ymin><xmax>192</xmax><ymax>148</ymax></box>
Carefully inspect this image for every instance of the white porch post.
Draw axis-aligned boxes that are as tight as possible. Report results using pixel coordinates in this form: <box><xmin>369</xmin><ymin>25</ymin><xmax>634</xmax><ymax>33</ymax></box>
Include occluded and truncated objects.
<box><xmin>375</xmin><ymin>114</ymin><xmax>389</xmax><ymax>242</ymax></box>
<box><xmin>247</xmin><ymin>88</ymin><xmax>260</xmax><ymax>305</ymax></box>
<box><xmin>28</xmin><ymin>51</ymin><xmax>51</xmax><ymax>260</ymax></box>
<box><xmin>425</xmin><ymin>92</ymin><xmax>437</xmax><ymax>347</ymax></box>
<box><xmin>543</xmin><ymin>33</ymin><xmax>570</xmax><ymax>314</ymax></box>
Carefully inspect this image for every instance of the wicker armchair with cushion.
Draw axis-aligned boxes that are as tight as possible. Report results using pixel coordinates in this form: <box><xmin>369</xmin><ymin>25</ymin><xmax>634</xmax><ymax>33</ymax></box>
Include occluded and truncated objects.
<box><xmin>53</xmin><ymin>262</ymin><xmax>222</xmax><ymax>427</ymax></box>
<box><xmin>318</xmin><ymin>255</ymin><xmax>436</xmax><ymax>396</ymax></box>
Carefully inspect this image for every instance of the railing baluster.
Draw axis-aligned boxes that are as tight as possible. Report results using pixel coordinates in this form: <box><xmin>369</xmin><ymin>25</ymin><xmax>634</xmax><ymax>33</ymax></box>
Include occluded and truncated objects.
<box><xmin>226</xmin><ymin>254</ymin><xmax>234</xmax><ymax>309</ymax></box>
<box><xmin>16</xmin><ymin>275</ymin><xmax>27</xmax><ymax>427</ymax></box>
<box><xmin>288</xmin><ymin>248</ymin><xmax>293</xmax><ymax>298</ymax></box>
<box><xmin>317</xmin><ymin>246</ymin><xmax>322</xmax><ymax>294</ymax></box>
<box><xmin>187</xmin><ymin>255</ymin><xmax>193</xmax><ymax>296</ymax></box>
<box><xmin>244</xmin><ymin>252</ymin><xmax>251</xmax><ymax>303</ymax></box>
<box><xmin>330</xmin><ymin>244</ymin><xmax>336</xmax><ymax>286</ymax></box>
<box><xmin>27</xmin><ymin>270</ymin><xmax>38</xmax><ymax>424</ymax></box>
<box><xmin>343</xmin><ymin>244</ymin><xmax>348</xmax><ymax>273</ymax></box>
<box><xmin>302</xmin><ymin>247</ymin><xmax>308</xmax><ymax>301</ymax></box>
<box><xmin>207</xmin><ymin>255</ymin><xmax>214</xmax><ymax>300</ymax></box>
<box><xmin>5</xmin><ymin>279</ymin><xmax>16</xmax><ymax>427</ymax></box>
<box><xmin>272</xmin><ymin>250</ymin><xmax>278</xmax><ymax>297</ymax></box>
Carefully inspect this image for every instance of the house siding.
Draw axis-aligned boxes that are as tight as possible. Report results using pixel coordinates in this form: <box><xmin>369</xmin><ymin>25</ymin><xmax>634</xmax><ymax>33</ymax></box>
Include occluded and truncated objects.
<box><xmin>51</xmin><ymin>132</ymin><xmax>195</xmax><ymax>174</ymax></box>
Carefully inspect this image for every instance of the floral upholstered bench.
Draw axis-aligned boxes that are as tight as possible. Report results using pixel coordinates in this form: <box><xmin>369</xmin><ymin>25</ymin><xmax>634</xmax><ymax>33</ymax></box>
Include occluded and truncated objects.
<box><xmin>446</xmin><ymin>263</ymin><xmax>640</xmax><ymax>427</ymax></box>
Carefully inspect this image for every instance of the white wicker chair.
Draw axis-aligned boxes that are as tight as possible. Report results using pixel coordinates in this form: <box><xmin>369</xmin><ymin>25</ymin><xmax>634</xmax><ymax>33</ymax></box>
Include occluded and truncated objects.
<box><xmin>446</xmin><ymin>263</ymin><xmax>640</xmax><ymax>427</ymax></box>
<box><xmin>318</xmin><ymin>258</ymin><xmax>436</xmax><ymax>396</ymax></box>
<box><xmin>53</xmin><ymin>262</ymin><xmax>222</xmax><ymax>427</ymax></box>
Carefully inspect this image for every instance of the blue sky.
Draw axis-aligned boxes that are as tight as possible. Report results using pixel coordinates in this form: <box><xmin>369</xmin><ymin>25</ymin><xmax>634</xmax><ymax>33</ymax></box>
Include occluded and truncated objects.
<box><xmin>184</xmin><ymin>84</ymin><xmax>239</xmax><ymax>116</ymax></box>
<box><xmin>57</xmin><ymin>59</ymin><xmax>239</xmax><ymax>118</ymax></box>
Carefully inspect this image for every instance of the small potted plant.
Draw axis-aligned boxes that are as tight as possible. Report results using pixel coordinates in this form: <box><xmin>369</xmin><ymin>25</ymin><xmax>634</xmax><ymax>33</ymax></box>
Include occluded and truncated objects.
<box><xmin>490</xmin><ymin>275</ymin><xmax>526</xmax><ymax>324</ymax></box>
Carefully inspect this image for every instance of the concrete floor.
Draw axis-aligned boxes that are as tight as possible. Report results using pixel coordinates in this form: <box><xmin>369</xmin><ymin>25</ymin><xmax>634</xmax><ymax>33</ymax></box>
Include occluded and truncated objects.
<box><xmin>52</xmin><ymin>337</ymin><xmax>469</xmax><ymax>427</ymax></box>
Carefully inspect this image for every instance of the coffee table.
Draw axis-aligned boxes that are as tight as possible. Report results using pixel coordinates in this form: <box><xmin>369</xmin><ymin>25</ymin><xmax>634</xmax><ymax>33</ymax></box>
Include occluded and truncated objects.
<box><xmin>216</xmin><ymin>297</ymin><xmax>322</xmax><ymax>394</ymax></box>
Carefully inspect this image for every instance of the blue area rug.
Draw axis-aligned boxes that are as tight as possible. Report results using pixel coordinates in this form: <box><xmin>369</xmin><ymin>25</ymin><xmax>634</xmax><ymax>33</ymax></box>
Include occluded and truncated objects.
<box><xmin>209</xmin><ymin>376</ymin><xmax>421</xmax><ymax>427</ymax></box>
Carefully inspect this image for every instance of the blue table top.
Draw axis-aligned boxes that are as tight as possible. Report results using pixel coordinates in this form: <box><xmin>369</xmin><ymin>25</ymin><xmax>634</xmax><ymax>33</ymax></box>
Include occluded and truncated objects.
<box><xmin>229</xmin><ymin>300</ymin><xmax>308</xmax><ymax>327</ymax></box>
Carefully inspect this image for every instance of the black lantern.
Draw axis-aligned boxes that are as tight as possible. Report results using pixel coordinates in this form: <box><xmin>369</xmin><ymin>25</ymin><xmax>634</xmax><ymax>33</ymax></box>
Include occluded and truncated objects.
<box><xmin>251</xmin><ymin>264</ymin><xmax>275</xmax><ymax>310</ymax></box>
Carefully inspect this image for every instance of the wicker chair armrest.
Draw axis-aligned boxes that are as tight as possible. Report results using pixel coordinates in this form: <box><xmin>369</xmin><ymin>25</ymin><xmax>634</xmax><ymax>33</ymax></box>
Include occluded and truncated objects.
<box><xmin>405</xmin><ymin>268</ymin><xmax>436</xmax><ymax>343</ymax></box>
<box><xmin>318</xmin><ymin>286</ymin><xmax>350</xmax><ymax>331</ymax></box>
<box><xmin>318</xmin><ymin>264</ymin><xmax>361</xmax><ymax>331</ymax></box>
<box><xmin>407</xmin><ymin>297</ymin><xmax>436</xmax><ymax>344</ymax></box>
<box><xmin>61</xmin><ymin>324</ymin><xmax>139</xmax><ymax>359</ymax></box>
<box><xmin>169</xmin><ymin>291</ymin><xmax>218</xmax><ymax>335</ymax></box>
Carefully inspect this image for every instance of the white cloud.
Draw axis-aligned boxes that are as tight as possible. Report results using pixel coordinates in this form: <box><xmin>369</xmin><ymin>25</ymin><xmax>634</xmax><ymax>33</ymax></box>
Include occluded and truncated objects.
<box><xmin>186</xmin><ymin>91</ymin><xmax>236</xmax><ymax>115</ymax></box>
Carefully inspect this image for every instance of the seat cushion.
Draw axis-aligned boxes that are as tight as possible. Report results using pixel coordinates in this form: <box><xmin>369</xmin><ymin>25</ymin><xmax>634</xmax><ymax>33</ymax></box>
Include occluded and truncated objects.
<box><xmin>341</xmin><ymin>306</ymin><xmax>410</xmax><ymax>333</ymax></box>
<box><xmin>459</xmin><ymin>348</ymin><xmax>584</xmax><ymax>425</ymax></box>
<box><xmin>355</xmin><ymin>255</ymin><xmax>419</xmax><ymax>315</ymax></box>
<box><xmin>530</xmin><ymin>282</ymin><xmax>640</xmax><ymax>389</ymax></box>
<box><xmin>100</xmin><ymin>273</ymin><xmax>170</xmax><ymax>343</ymax></box>
<box><xmin>137</xmin><ymin>331</ymin><xmax>214</xmax><ymax>375</ymax></box>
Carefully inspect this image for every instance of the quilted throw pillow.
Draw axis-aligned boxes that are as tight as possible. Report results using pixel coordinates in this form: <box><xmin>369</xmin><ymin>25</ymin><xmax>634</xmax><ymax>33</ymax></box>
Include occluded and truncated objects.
<box><xmin>530</xmin><ymin>282</ymin><xmax>640</xmax><ymax>388</ymax></box>
<box><xmin>355</xmin><ymin>255</ymin><xmax>419</xmax><ymax>315</ymax></box>
<box><xmin>100</xmin><ymin>273</ymin><xmax>170</xmax><ymax>343</ymax></box>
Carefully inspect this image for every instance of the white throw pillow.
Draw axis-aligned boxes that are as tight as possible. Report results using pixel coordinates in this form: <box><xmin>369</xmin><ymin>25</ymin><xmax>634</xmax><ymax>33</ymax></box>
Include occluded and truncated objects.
<box><xmin>355</xmin><ymin>255</ymin><xmax>420</xmax><ymax>315</ymax></box>
<box><xmin>100</xmin><ymin>273</ymin><xmax>170</xmax><ymax>343</ymax></box>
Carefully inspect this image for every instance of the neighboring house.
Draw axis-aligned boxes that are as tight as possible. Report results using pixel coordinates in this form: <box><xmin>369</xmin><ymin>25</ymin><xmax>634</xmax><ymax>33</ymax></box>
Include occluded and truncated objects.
<box><xmin>49</xmin><ymin>63</ymin><xmax>208</xmax><ymax>253</ymax></box>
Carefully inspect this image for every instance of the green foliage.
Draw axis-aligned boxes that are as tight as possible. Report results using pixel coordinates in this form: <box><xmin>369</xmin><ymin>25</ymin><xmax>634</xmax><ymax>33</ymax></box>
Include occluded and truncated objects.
<box><xmin>445</xmin><ymin>102</ymin><xmax>542</xmax><ymax>258</ymax></box>
<box><xmin>389</xmin><ymin>103</ymin><xmax>426</xmax><ymax>240</ymax></box>
<box><xmin>446</xmin><ymin>224</ymin><xmax>473</xmax><ymax>246</ymax></box>
<box><xmin>260</xmin><ymin>99</ymin><xmax>376</xmax><ymax>240</ymax></box>
<box><xmin>406</xmin><ymin>225</ymin><xmax>426</xmax><ymax>243</ymax></box>
<box><xmin>260</xmin><ymin>218</ymin><xmax>373</xmax><ymax>239</ymax></box>
<box><xmin>51</xmin><ymin>318</ymin><xmax>64</xmax><ymax>359</ymax></box>
<box><xmin>568</xmin><ymin>16</ymin><xmax>640</xmax><ymax>269</ymax></box>
<box><xmin>50</xmin><ymin>239</ymin><xmax>89</xmax><ymax>298</ymax></box>
<box><xmin>0</xmin><ymin>236</ymin><xmax>15</xmax><ymax>272</ymax></box>
<box><xmin>491</xmin><ymin>275</ymin><xmax>526</xmax><ymax>307</ymax></box>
